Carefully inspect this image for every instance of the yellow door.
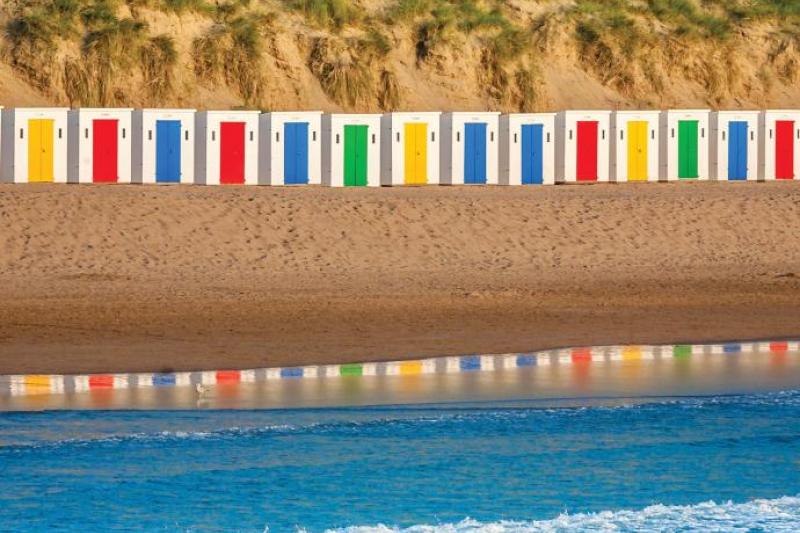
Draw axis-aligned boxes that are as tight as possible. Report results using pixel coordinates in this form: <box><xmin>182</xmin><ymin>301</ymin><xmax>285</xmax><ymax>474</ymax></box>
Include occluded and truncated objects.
<box><xmin>40</xmin><ymin>120</ymin><xmax>54</xmax><ymax>182</ymax></box>
<box><xmin>404</xmin><ymin>123</ymin><xmax>427</xmax><ymax>185</ymax></box>
<box><xmin>28</xmin><ymin>119</ymin><xmax>41</xmax><ymax>182</ymax></box>
<box><xmin>28</xmin><ymin>119</ymin><xmax>54</xmax><ymax>183</ymax></box>
<box><xmin>627</xmin><ymin>121</ymin><xmax>648</xmax><ymax>181</ymax></box>
<box><xmin>414</xmin><ymin>123</ymin><xmax>427</xmax><ymax>184</ymax></box>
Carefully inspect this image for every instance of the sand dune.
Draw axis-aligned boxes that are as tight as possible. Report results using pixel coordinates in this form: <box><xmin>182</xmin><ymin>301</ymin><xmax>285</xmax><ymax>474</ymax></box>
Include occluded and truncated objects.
<box><xmin>0</xmin><ymin>182</ymin><xmax>799</xmax><ymax>374</ymax></box>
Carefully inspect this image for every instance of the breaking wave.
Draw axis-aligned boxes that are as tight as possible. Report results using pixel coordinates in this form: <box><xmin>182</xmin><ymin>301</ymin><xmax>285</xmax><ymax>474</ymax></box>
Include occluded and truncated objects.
<box><xmin>325</xmin><ymin>496</ymin><xmax>800</xmax><ymax>532</ymax></box>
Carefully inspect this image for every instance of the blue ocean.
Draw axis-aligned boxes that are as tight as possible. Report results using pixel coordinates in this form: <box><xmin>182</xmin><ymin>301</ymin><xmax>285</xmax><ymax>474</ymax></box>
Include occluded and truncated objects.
<box><xmin>2</xmin><ymin>390</ymin><xmax>800</xmax><ymax>531</ymax></box>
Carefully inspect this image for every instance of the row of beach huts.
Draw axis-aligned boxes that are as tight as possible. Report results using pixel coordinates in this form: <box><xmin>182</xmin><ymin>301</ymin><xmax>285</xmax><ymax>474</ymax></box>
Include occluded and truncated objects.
<box><xmin>0</xmin><ymin>107</ymin><xmax>797</xmax><ymax>186</ymax></box>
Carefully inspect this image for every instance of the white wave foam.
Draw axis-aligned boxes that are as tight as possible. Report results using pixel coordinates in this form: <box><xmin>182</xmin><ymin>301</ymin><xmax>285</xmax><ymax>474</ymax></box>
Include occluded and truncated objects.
<box><xmin>325</xmin><ymin>496</ymin><xmax>800</xmax><ymax>532</ymax></box>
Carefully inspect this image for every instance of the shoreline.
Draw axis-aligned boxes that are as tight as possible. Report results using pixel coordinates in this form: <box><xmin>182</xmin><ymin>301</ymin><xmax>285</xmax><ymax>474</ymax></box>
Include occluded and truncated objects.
<box><xmin>1</xmin><ymin>181</ymin><xmax>800</xmax><ymax>374</ymax></box>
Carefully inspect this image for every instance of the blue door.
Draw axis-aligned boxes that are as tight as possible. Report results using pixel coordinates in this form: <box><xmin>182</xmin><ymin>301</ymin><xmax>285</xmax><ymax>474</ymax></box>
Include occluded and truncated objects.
<box><xmin>521</xmin><ymin>124</ymin><xmax>544</xmax><ymax>184</ymax></box>
<box><xmin>284</xmin><ymin>122</ymin><xmax>309</xmax><ymax>184</ymax></box>
<box><xmin>155</xmin><ymin>120</ymin><xmax>181</xmax><ymax>183</ymax></box>
<box><xmin>728</xmin><ymin>121</ymin><xmax>748</xmax><ymax>180</ymax></box>
<box><xmin>464</xmin><ymin>122</ymin><xmax>487</xmax><ymax>184</ymax></box>
<box><xmin>464</xmin><ymin>125</ymin><xmax>474</xmax><ymax>184</ymax></box>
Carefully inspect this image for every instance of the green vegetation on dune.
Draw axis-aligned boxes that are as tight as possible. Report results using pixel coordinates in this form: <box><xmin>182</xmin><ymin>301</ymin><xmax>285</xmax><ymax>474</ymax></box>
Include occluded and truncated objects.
<box><xmin>646</xmin><ymin>0</ymin><xmax>732</xmax><ymax>38</ymax></box>
<box><xmin>1</xmin><ymin>0</ymin><xmax>799</xmax><ymax>109</ymax></box>
<box><xmin>290</xmin><ymin>0</ymin><xmax>359</xmax><ymax>28</ymax></box>
<box><xmin>192</xmin><ymin>2</ymin><xmax>273</xmax><ymax>105</ymax></box>
<box><xmin>4</xmin><ymin>0</ymin><xmax>180</xmax><ymax>104</ymax></box>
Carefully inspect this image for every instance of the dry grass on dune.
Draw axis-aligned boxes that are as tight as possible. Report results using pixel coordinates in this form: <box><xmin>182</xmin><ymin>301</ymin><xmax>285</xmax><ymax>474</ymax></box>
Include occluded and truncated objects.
<box><xmin>0</xmin><ymin>0</ymin><xmax>799</xmax><ymax>111</ymax></box>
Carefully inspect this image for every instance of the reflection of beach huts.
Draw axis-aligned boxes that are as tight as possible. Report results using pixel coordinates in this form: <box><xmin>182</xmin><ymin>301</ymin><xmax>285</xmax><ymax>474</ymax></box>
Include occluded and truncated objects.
<box><xmin>68</xmin><ymin>108</ymin><xmax>133</xmax><ymax>183</ymax></box>
<box><xmin>322</xmin><ymin>114</ymin><xmax>382</xmax><ymax>187</ymax></box>
<box><xmin>499</xmin><ymin>113</ymin><xmax>556</xmax><ymax>185</ymax></box>
<box><xmin>259</xmin><ymin>112</ymin><xmax>322</xmax><ymax>186</ymax></box>
<box><xmin>380</xmin><ymin>112</ymin><xmax>441</xmax><ymax>186</ymax></box>
<box><xmin>611</xmin><ymin>110</ymin><xmax>660</xmax><ymax>182</ymax></box>
<box><xmin>195</xmin><ymin>110</ymin><xmax>260</xmax><ymax>185</ymax></box>
<box><xmin>556</xmin><ymin>110</ymin><xmax>611</xmax><ymax>183</ymax></box>
<box><xmin>759</xmin><ymin>110</ymin><xmax>800</xmax><ymax>181</ymax></box>
<box><xmin>711</xmin><ymin>111</ymin><xmax>760</xmax><ymax>181</ymax></box>
<box><xmin>1</xmin><ymin>108</ymin><xmax>69</xmax><ymax>183</ymax></box>
<box><xmin>659</xmin><ymin>110</ymin><xmax>710</xmax><ymax>181</ymax></box>
<box><xmin>441</xmin><ymin>112</ymin><xmax>500</xmax><ymax>185</ymax></box>
<box><xmin>132</xmin><ymin>109</ymin><xmax>195</xmax><ymax>184</ymax></box>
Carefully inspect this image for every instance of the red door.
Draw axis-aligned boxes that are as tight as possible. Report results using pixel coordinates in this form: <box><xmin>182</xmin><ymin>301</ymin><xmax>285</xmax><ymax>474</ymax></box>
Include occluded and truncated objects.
<box><xmin>220</xmin><ymin>121</ymin><xmax>245</xmax><ymax>184</ymax></box>
<box><xmin>576</xmin><ymin>120</ymin><xmax>598</xmax><ymax>181</ymax></box>
<box><xmin>92</xmin><ymin>119</ymin><xmax>118</xmax><ymax>183</ymax></box>
<box><xmin>775</xmin><ymin>120</ymin><xmax>794</xmax><ymax>180</ymax></box>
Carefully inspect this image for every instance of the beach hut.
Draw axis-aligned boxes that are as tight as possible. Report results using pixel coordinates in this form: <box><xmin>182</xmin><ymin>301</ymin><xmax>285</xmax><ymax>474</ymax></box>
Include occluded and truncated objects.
<box><xmin>499</xmin><ymin>113</ymin><xmax>556</xmax><ymax>185</ymax></box>
<box><xmin>555</xmin><ymin>110</ymin><xmax>612</xmax><ymax>183</ymax></box>
<box><xmin>195</xmin><ymin>110</ymin><xmax>260</xmax><ymax>185</ymax></box>
<box><xmin>611</xmin><ymin>110</ymin><xmax>660</xmax><ymax>182</ymax></box>
<box><xmin>132</xmin><ymin>109</ymin><xmax>195</xmax><ymax>184</ymax></box>
<box><xmin>258</xmin><ymin>111</ymin><xmax>322</xmax><ymax>185</ymax></box>
<box><xmin>68</xmin><ymin>108</ymin><xmax>133</xmax><ymax>183</ymax></box>
<box><xmin>440</xmin><ymin>112</ymin><xmax>500</xmax><ymax>185</ymax></box>
<box><xmin>321</xmin><ymin>114</ymin><xmax>382</xmax><ymax>187</ymax></box>
<box><xmin>1</xmin><ymin>108</ymin><xmax>69</xmax><ymax>183</ymax></box>
<box><xmin>659</xmin><ymin>109</ymin><xmax>710</xmax><ymax>181</ymax></box>
<box><xmin>380</xmin><ymin>112</ymin><xmax>441</xmax><ymax>186</ymax></box>
<box><xmin>710</xmin><ymin>111</ymin><xmax>760</xmax><ymax>181</ymax></box>
<box><xmin>759</xmin><ymin>110</ymin><xmax>800</xmax><ymax>180</ymax></box>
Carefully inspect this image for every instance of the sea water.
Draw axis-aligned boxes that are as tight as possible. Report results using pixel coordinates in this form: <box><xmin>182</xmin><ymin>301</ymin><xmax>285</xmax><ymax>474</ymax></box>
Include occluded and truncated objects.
<box><xmin>1</xmin><ymin>349</ymin><xmax>800</xmax><ymax>531</ymax></box>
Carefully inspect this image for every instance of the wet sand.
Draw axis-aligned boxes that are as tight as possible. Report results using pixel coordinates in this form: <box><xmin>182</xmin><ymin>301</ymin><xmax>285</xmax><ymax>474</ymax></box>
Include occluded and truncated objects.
<box><xmin>5</xmin><ymin>348</ymin><xmax>800</xmax><ymax>411</ymax></box>
<box><xmin>1</xmin><ymin>181</ymin><xmax>799</xmax><ymax>374</ymax></box>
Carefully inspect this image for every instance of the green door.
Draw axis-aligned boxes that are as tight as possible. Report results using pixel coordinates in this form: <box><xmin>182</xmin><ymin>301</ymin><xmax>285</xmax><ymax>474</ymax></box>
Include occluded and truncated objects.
<box><xmin>344</xmin><ymin>125</ymin><xmax>368</xmax><ymax>186</ymax></box>
<box><xmin>677</xmin><ymin>120</ymin><xmax>699</xmax><ymax>179</ymax></box>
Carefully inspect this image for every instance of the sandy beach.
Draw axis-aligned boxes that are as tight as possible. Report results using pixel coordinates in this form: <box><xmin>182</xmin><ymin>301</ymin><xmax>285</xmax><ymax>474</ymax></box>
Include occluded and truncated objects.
<box><xmin>0</xmin><ymin>181</ymin><xmax>799</xmax><ymax>374</ymax></box>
